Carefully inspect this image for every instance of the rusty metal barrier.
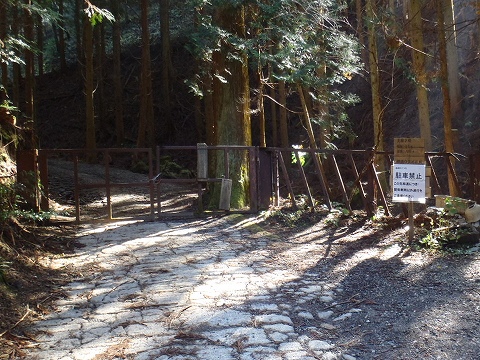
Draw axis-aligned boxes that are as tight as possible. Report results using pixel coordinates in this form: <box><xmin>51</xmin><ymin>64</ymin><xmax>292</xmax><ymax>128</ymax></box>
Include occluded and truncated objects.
<box><xmin>38</xmin><ymin>148</ymin><xmax>154</xmax><ymax>222</ymax></box>
<box><xmin>36</xmin><ymin>146</ymin><xmax>468</xmax><ymax>222</ymax></box>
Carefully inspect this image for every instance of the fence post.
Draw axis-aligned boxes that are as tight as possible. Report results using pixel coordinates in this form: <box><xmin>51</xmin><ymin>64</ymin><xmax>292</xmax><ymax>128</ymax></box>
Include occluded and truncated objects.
<box><xmin>16</xmin><ymin>149</ymin><xmax>39</xmax><ymax>211</ymax></box>
<box><xmin>38</xmin><ymin>150</ymin><xmax>49</xmax><ymax>211</ymax></box>
<box><xmin>197</xmin><ymin>143</ymin><xmax>208</xmax><ymax>180</ymax></box>
<box><xmin>249</xmin><ymin>147</ymin><xmax>258</xmax><ymax>212</ymax></box>
<box><xmin>219</xmin><ymin>178</ymin><xmax>232</xmax><ymax>210</ymax></box>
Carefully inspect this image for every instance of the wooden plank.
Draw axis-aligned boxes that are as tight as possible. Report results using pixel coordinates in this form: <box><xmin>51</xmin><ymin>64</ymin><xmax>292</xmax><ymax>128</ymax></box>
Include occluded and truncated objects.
<box><xmin>394</xmin><ymin>137</ymin><xmax>425</xmax><ymax>164</ymax></box>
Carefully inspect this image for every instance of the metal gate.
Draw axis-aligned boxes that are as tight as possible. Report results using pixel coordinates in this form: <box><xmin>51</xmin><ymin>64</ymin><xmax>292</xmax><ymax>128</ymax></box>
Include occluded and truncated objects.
<box><xmin>33</xmin><ymin>146</ymin><xmax>468</xmax><ymax>223</ymax></box>
<box><xmin>38</xmin><ymin>148</ymin><xmax>155</xmax><ymax>222</ymax></box>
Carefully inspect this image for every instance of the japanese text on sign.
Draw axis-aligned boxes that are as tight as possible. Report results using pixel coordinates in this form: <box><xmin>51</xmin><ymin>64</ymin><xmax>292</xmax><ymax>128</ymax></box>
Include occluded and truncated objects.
<box><xmin>394</xmin><ymin>138</ymin><xmax>425</xmax><ymax>164</ymax></box>
<box><xmin>392</xmin><ymin>163</ymin><xmax>426</xmax><ymax>203</ymax></box>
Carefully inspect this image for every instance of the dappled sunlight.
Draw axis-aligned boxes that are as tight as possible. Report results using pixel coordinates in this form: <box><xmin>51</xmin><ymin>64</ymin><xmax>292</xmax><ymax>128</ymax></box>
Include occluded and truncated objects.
<box><xmin>25</xmin><ymin>215</ymin><xmax>479</xmax><ymax>359</ymax></box>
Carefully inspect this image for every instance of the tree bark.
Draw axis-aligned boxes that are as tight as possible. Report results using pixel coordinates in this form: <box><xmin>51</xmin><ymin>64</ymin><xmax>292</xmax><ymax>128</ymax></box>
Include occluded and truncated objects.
<box><xmin>258</xmin><ymin>67</ymin><xmax>266</xmax><ymax>147</ymax></box>
<box><xmin>407</xmin><ymin>0</ymin><xmax>432</xmax><ymax>151</ymax></box>
<box><xmin>137</xmin><ymin>0</ymin><xmax>155</xmax><ymax>148</ymax></box>
<box><xmin>356</xmin><ymin>0</ymin><xmax>368</xmax><ymax>65</ymax></box>
<box><xmin>436</xmin><ymin>0</ymin><xmax>457</xmax><ymax>196</ymax></box>
<box><xmin>443</xmin><ymin>0</ymin><xmax>462</xmax><ymax>120</ymax></box>
<box><xmin>84</xmin><ymin>18</ymin><xmax>96</xmax><ymax>155</ymax></box>
<box><xmin>204</xmin><ymin>74</ymin><xmax>215</xmax><ymax>146</ymax></box>
<box><xmin>268</xmin><ymin>63</ymin><xmax>278</xmax><ymax>147</ymax></box>
<box><xmin>95</xmin><ymin>22</ymin><xmax>106</xmax><ymax>133</ymax></box>
<box><xmin>0</xmin><ymin>2</ymin><xmax>8</xmax><ymax>88</ymax></box>
<box><xmin>111</xmin><ymin>0</ymin><xmax>124</xmax><ymax>145</ymax></box>
<box><xmin>75</xmin><ymin>0</ymin><xmax>83</xmax><ymax>62</ymax></box>
<box><xmin>58</xmin><ymin>0</ymin><xmax>67</xmax><ymax>71</ymax></box>
<box><xmin>278</xmin><ymin>80</ymin><xmax>288</xmax><ymax>148</ymax></box>
<box><xmin>24</xmin><ymin>0</ymin><xmax>35</xmax><ymax>125</ymax></box>
<box><xmin>366</xmin><ymin>0</ymin><xmax>384</xmax><ymax>154</ymax></box>
<box><xmin>36</xmin><ymin>14</ymin><xmax>44</xmax><ymax>76</ymax></box>
<box><xmin>12</xmin><ymin>7</ymin><xmax>20</xmax><ymax>109</ymax></box>
<box><xmin>160</xmin><ymin>0</ymin><xmax>173</xmax><ymax>138</ymax></box>
<box><xmin>211</xmin><ymin>4</ymin><xmax>251</xmax><ymax>208</ymax></box>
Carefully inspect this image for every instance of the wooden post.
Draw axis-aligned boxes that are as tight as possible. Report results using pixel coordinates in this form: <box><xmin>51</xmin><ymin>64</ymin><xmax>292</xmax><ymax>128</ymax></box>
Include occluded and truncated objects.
<box><xmin>278</xmin><ymin>152</ymin><xmax>297</xmax><ymax>209</ymax></box>
<box><xmin>273</xmin><ymin>150</ymin><xmax>280</xmax><ymax>207</ymax></box>
<box><xmin>219</xmin><ymin>178</ymin><xmax>232</xmax><ymax>210</ymax></box>
<box><xmin>156</xmin><ymin>146</ymin><xmax>162</xmax><ymax>215</ymax></box>
<box><xmin>104</xmin><ymin>150</ymin><xmax>112</xmax><ymax>220</ymax></box>
<box><xmin>197</xmin><ymin>143</ymin><xmax>208</xmax><ymax>180</ymax></box>
<box><xmin>38</xmin><ymin>150</ymin><xmax>49</xmax><ymax>211</ymax></box>
<box><xmin>408</xmin><ymin>201</ymin><xmax>414</xmax><ymax>243</ymax></box>
<box><xmin>148</xmin><ymin>148</ymin><xmax>154</xmax><ymax>220</ymax></box>
<box><xmin>74</xmin><ymin>155</ymin><xmax>80</xmax><ymax>223</ymax></box>
<box><xmin>16</xmin><ymin>149</ymin><xmax>39</xmax><ymax>211</ymax></box>
<box><xmin>249</xmin><ymin>147</ymin><xmax>258</xmax><ymax>213</ymax></box>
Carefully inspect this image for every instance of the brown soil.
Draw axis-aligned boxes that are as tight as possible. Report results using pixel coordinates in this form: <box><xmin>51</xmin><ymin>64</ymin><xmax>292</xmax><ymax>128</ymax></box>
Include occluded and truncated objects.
<box><xmin>0</xmin><ymin>221</ymin><xmax>79</xmax><ymax>358</ymax></box>
<box><xmin>262</xmin><ymin>211</ymin><xmax>480</xmax><ymax>359</ymax></box>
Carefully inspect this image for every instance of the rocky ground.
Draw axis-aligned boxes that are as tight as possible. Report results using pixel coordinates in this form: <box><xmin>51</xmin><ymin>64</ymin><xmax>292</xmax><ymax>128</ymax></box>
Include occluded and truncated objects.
<box><xmin>11</xmin><ymin>213</ymin><xmax>480</xmax><ymax>360</ymax></box>
<box><xmin>1</xmin><ymin>159</ymin><xmax>479</xmax><ymax>359</ymax></box>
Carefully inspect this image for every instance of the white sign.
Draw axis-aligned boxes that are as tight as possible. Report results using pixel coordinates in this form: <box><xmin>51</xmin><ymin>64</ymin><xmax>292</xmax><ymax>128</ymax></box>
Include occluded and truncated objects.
<box><xmin>392</xmin><ymin>163</ymin><xmax>426</xmax><ymax>203</ymax></box>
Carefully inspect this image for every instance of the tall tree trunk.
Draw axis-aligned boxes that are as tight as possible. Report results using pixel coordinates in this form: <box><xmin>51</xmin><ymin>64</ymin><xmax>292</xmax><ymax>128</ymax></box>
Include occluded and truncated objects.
<box><xmin>0</xmin><ymin>2</ymin><xmax>8</xmax><ymax>88</ymax></box>
<box><xmin>24</xmin><ymin>0</ymin><xmax>35</xmax><ymax>124</ymax></box>
<box><xmin>366</xmin><ymin>0</ymin><xmax>384</xmax><ymax>154</ymax></box>
<box><xmin>268</xmin><ymin>63</ymin><xmax>278</xmax><ymax>147</ymax></box>
<box><xmin>258</xmin><ymin>67</ymin><xmax>266</xmax><ymax>147</ymax></box>
<box><xmin>316</xmin><ymin>52</ymin><xmax>330</xmax><ymax>151</ymax></box>
<box><xmin>356</xmin><ymin>0</ymin><xmax>368</xmax><ymax>65</ymax></box>
<box><xmin>278</xmin><ymin>80</ymin><xmax>288</xmax><ymax>148</ymax></box>
<box><xmin>366</xmin><ymin>0</ymin><xmax>387</xmax><ymax>201</ymax></box>
<box><xmin>75</xmin><ymin>0</ymin><xmax>83</xmax><ymax>62</ymax></box>
<box><xmin>12</xmin><ymin>7</ymin><xmax>20</xmax><ymax>109</ymax></box>
<box><xmin>407</xmin><ymin>0</ymin><xmax>432</xmax><ymax>151</ymax></box>
<box><xmin>36</xmin><ymin>14</ymin><xmax>44</xmax><ymax>76</ymax></box>
<box><xmin>443</xmin><ymin>0</ymin><xmax>462</xmax><ymax>120</ymax></box>
<box><xmin>111</xmin><ymin>0</ymin><xmax>124</xmax><ymax>145</ymax></box>
<box><xmin>211</xmin><ymin>4</ymin><xmax>251</xmax><ymax>208</ymax></box>
<box><xmin>58</xmin><ymin>0</ymin><xmax>67</xmax><ymax>71</ymax></box>
<box><xmin>137</xmin><ymin>0</ymin><xmax>155</xmax><ymax>148</ymax></box>
<box><xmin>160</xmin><ymin>0</ymin><xmax>173</xmax><ymax>139</ymax></box>
<box><xmin>95</xmin><ymin>22</ymin><xmax>106</xmax><ymax>132</ymax></box>
<box><xmin>204</xmin><ymin>74</ymin><xmax>215</xmax><ymax>146</ymax></box>
<box><xmin>84</xmin><ymin>18</ymin><xmax>96</xmax><ymax>155</ymax></box>
<box><xmin>193</xmin><ymin>6</ymin><xmax>208</xmax><ymax>143</ymax></box>
<box><xmin>436</xmin><ymin>0</ymin><xmax>457</xmax><ymax>196</ymax></box>
<box><xmin>297</xmin><ymin>84</ymin><xmax>317</xmax><ymax>149</ymax></box>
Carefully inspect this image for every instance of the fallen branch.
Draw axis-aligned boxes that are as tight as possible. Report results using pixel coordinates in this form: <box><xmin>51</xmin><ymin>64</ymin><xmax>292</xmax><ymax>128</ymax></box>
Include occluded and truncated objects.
<box><xmin>0</xmin><ymin>306</ymin><xmax>32</xmax><ymax>338</ymax></box>
<box><xmin>320</xmin><ymin>293</ymin><xmax>362</xmax><ymax>311</ymax></box>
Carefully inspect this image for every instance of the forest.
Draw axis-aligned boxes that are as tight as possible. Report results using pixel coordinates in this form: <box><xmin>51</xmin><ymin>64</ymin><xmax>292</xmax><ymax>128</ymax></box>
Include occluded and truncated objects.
<box><xmin>0</xmin><ymin>1</ymin><xmax>480</xmax><ymax>354</ymax></box>
<box><xmin>0</xmin><ymin>0</ymin><xmax>479</xmax><ymax>213</ymax></box>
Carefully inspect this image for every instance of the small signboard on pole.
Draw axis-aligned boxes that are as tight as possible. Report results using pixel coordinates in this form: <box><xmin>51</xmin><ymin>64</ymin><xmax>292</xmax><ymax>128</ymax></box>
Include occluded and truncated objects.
<box><xmin>394</xmin><ymin>138</ymin><xmax>425</xmax><ymax>164</ymax></box>
<box><xmin>392</xmin><ymin>163</ymin><xmax>426</xmax><ymax>204</ymax></box>
<box><xmin>393</xmin><ymin>138</ymin><xmax>426</xmax><ymax>242</ymax></box>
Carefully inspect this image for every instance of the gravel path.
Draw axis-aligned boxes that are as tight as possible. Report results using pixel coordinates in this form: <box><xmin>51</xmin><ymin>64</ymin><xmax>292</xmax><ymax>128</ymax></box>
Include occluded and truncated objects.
<box><xmin>20</xmin><ymin>215</ymin><xmax>480</xmax><ymax>360</ymax></box>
